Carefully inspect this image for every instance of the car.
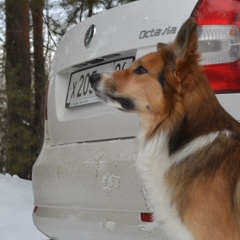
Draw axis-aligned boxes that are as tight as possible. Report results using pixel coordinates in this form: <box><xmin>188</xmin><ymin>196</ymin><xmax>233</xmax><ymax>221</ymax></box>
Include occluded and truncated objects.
<box><xmin>32</xmin><ymin>0</ymin><xmax>240</xmax><ymax>239</ymax></box>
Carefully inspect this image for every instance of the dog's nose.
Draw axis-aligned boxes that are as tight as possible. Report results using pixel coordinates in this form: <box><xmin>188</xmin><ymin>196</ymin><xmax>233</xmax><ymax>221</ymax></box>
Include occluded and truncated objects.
<box><xmin>89</xmin><ymin>73</ymin><xmax>101</xmax><ymax>88</ymax></box>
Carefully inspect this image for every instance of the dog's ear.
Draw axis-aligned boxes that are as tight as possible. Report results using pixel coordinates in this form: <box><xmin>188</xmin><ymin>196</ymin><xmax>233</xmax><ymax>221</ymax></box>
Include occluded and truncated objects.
<box><xmin>173</xmin><ymin>17</ymin><xmax>199</xmax><ymax>61</ymax></box>
<box><xmin>157</xmin><ymin>42</ymin><xmax>167</xmax><ymax>51</ymax></box>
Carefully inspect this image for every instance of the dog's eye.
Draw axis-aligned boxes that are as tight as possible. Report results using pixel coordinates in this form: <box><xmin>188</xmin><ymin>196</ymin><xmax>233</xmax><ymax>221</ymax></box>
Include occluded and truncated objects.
<box><xmin>134</xmin><ymin>66</ymin><xmax>148</xmax><ymax>74</ymax></box>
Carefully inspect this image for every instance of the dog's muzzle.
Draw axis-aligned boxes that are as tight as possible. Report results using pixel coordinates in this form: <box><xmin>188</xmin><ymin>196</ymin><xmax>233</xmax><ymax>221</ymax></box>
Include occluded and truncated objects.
<box><xmin>89</xmin><ymin>73</ymin><xmax>101</xmax><ymax>89</ymax></box>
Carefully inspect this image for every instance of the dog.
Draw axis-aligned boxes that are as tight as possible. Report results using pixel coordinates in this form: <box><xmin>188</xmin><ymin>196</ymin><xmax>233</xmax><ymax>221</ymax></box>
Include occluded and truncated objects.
<box><xmin>89</xmin><ymin>18</ymin><xmax>240</xmax><ymax>240</ymax></box>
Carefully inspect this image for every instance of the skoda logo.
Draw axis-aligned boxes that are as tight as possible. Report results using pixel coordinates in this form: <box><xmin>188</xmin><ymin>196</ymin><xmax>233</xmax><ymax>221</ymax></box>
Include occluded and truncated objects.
<box><xmin>84</xmin><ymin>25</ymin><xmax>96</xmax><ymax>48</ymax></box>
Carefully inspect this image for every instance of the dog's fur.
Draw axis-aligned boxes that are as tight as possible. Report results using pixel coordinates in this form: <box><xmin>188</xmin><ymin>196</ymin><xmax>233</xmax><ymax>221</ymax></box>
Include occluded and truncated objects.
<box><xmin>89</xmin><ymin>18</ymin><xmax>240</xmax><ymax>239</ymax></box>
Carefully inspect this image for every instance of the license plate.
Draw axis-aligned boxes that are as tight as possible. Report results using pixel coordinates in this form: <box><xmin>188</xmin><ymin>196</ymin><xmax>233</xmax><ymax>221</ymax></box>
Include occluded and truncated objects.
<box><xmin>65</xmin><ymin>58</ymin><xmax>134</xmax><ymax>108</ymax></box>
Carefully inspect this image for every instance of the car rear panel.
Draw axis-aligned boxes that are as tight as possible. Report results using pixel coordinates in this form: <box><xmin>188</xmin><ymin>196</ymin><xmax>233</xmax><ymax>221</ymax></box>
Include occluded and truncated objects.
<box><xmin>32</xmin><ymin>0</ymin><xmax>240</xmax><ymax>239</ymax></box>
<box><xmin>33</xmin><ymin>139</ymin><xmax>170</xmax><ymax>240</ymax></box>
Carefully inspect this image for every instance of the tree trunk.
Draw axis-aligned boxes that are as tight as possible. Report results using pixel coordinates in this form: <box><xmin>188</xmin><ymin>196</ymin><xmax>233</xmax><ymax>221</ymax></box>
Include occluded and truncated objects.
<box><xmin>5</xmin><ymin>0</ymin><xmax>32</xmax><ymax>179</ymax></box>
<box><xmin>31</xmin><ymin>0</ymin><xmax>46</xmax><ymax>161</ymax></box>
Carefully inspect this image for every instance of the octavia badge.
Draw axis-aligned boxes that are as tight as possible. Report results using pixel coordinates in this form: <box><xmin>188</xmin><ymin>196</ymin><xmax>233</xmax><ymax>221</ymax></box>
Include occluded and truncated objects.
<box><xmin>84</xmin><ymin>25</ymin><xmax>96</xmax><ymax>48</ymax></box>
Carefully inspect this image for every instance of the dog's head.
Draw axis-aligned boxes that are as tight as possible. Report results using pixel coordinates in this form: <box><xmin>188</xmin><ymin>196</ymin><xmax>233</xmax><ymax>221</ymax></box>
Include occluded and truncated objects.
<box><xmin>90</xmin><ymin>18</ymin><xmax>201</xmax><ymax>131</ymax></box>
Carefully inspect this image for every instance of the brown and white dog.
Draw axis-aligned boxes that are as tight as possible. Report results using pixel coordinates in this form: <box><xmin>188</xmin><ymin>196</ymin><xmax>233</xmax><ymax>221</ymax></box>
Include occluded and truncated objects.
<box><xmin>89</xmin><ymin>18</ymin><xmax>240</xmax><ymax>240</ymax></box>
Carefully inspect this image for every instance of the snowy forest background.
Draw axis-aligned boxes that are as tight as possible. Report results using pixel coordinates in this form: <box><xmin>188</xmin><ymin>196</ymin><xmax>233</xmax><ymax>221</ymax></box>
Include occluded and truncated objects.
<box><xmin>0</xmin><ymin>0</ymin><xmax>137</xmax><ymax>179</ymax></box>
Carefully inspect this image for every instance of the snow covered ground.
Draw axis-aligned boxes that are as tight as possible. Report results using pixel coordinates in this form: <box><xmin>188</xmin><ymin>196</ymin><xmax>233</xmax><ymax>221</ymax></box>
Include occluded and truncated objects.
<box><xmin>0</xmin><ymin>174</ymin><xmax>47</xmax><ymax>240</ymax></box>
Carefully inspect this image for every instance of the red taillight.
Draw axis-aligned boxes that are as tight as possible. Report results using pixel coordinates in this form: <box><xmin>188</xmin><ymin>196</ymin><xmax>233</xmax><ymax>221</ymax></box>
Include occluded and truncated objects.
<box><xmin>204</xmin><ymin>62</ymin><xmax>240</xmax><ymax>93</ymax></box>
<box><xmin>140</xmin><ymin>212</ymin><xmax>154</xmax><ymax>222</ymax></box>
<box><xmin>192</xmin><ymin>0</ymin><xmax>240</xmax><ymax>93</ymax></box>
<box><xmin>193</xmin><ymin>0</ymin><xmax>240</xmax><ymax>25</ymax></box>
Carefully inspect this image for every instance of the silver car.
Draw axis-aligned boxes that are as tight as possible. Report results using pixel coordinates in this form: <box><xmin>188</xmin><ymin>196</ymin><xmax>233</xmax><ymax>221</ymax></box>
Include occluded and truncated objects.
<box><xmin>32</xmin><ymin>0</ymin><xmax>240</xmax><ymax>239</ymax></box>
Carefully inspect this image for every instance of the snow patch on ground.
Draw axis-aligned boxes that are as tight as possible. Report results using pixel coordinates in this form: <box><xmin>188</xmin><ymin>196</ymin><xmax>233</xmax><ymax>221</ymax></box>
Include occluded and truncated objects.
<box><xmin>0</xmin><ymin>174</ymin><xmax>46</xmax><ymax>240</ymax></box>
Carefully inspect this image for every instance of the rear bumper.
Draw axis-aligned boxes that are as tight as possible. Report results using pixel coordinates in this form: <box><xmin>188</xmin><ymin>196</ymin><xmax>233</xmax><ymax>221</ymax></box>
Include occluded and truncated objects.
<box><xmin>33</xmin><ymin>207</ymin><xmax>168</xmax><ymax>240</ymax></box>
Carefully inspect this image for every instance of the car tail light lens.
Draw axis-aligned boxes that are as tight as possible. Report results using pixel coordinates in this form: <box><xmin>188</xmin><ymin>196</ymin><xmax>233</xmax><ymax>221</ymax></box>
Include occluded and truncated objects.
<box><xmin>192</xmin><ymin>0</ymin><xmax>240</xmax><ymax>93</ymax></box>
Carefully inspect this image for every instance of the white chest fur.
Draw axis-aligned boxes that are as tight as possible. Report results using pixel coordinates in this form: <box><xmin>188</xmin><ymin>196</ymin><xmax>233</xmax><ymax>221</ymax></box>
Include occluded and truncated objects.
<box><xmin>136</xmin><ymin>133</ymin><xmax>193</xmax><ymax>240</ymax></box>
<box><xmin>136</xmin><ymin>130</ymin><xmax>231</xmax><ymax>239</ymax></box>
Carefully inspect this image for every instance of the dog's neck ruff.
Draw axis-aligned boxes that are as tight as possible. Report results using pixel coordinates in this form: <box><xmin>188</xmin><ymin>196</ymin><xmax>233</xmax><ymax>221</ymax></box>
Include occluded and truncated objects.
<box><xmin>138</xmin><ymin>129</ymin><xmax>231</xmax><ymax>165</ymax></box>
